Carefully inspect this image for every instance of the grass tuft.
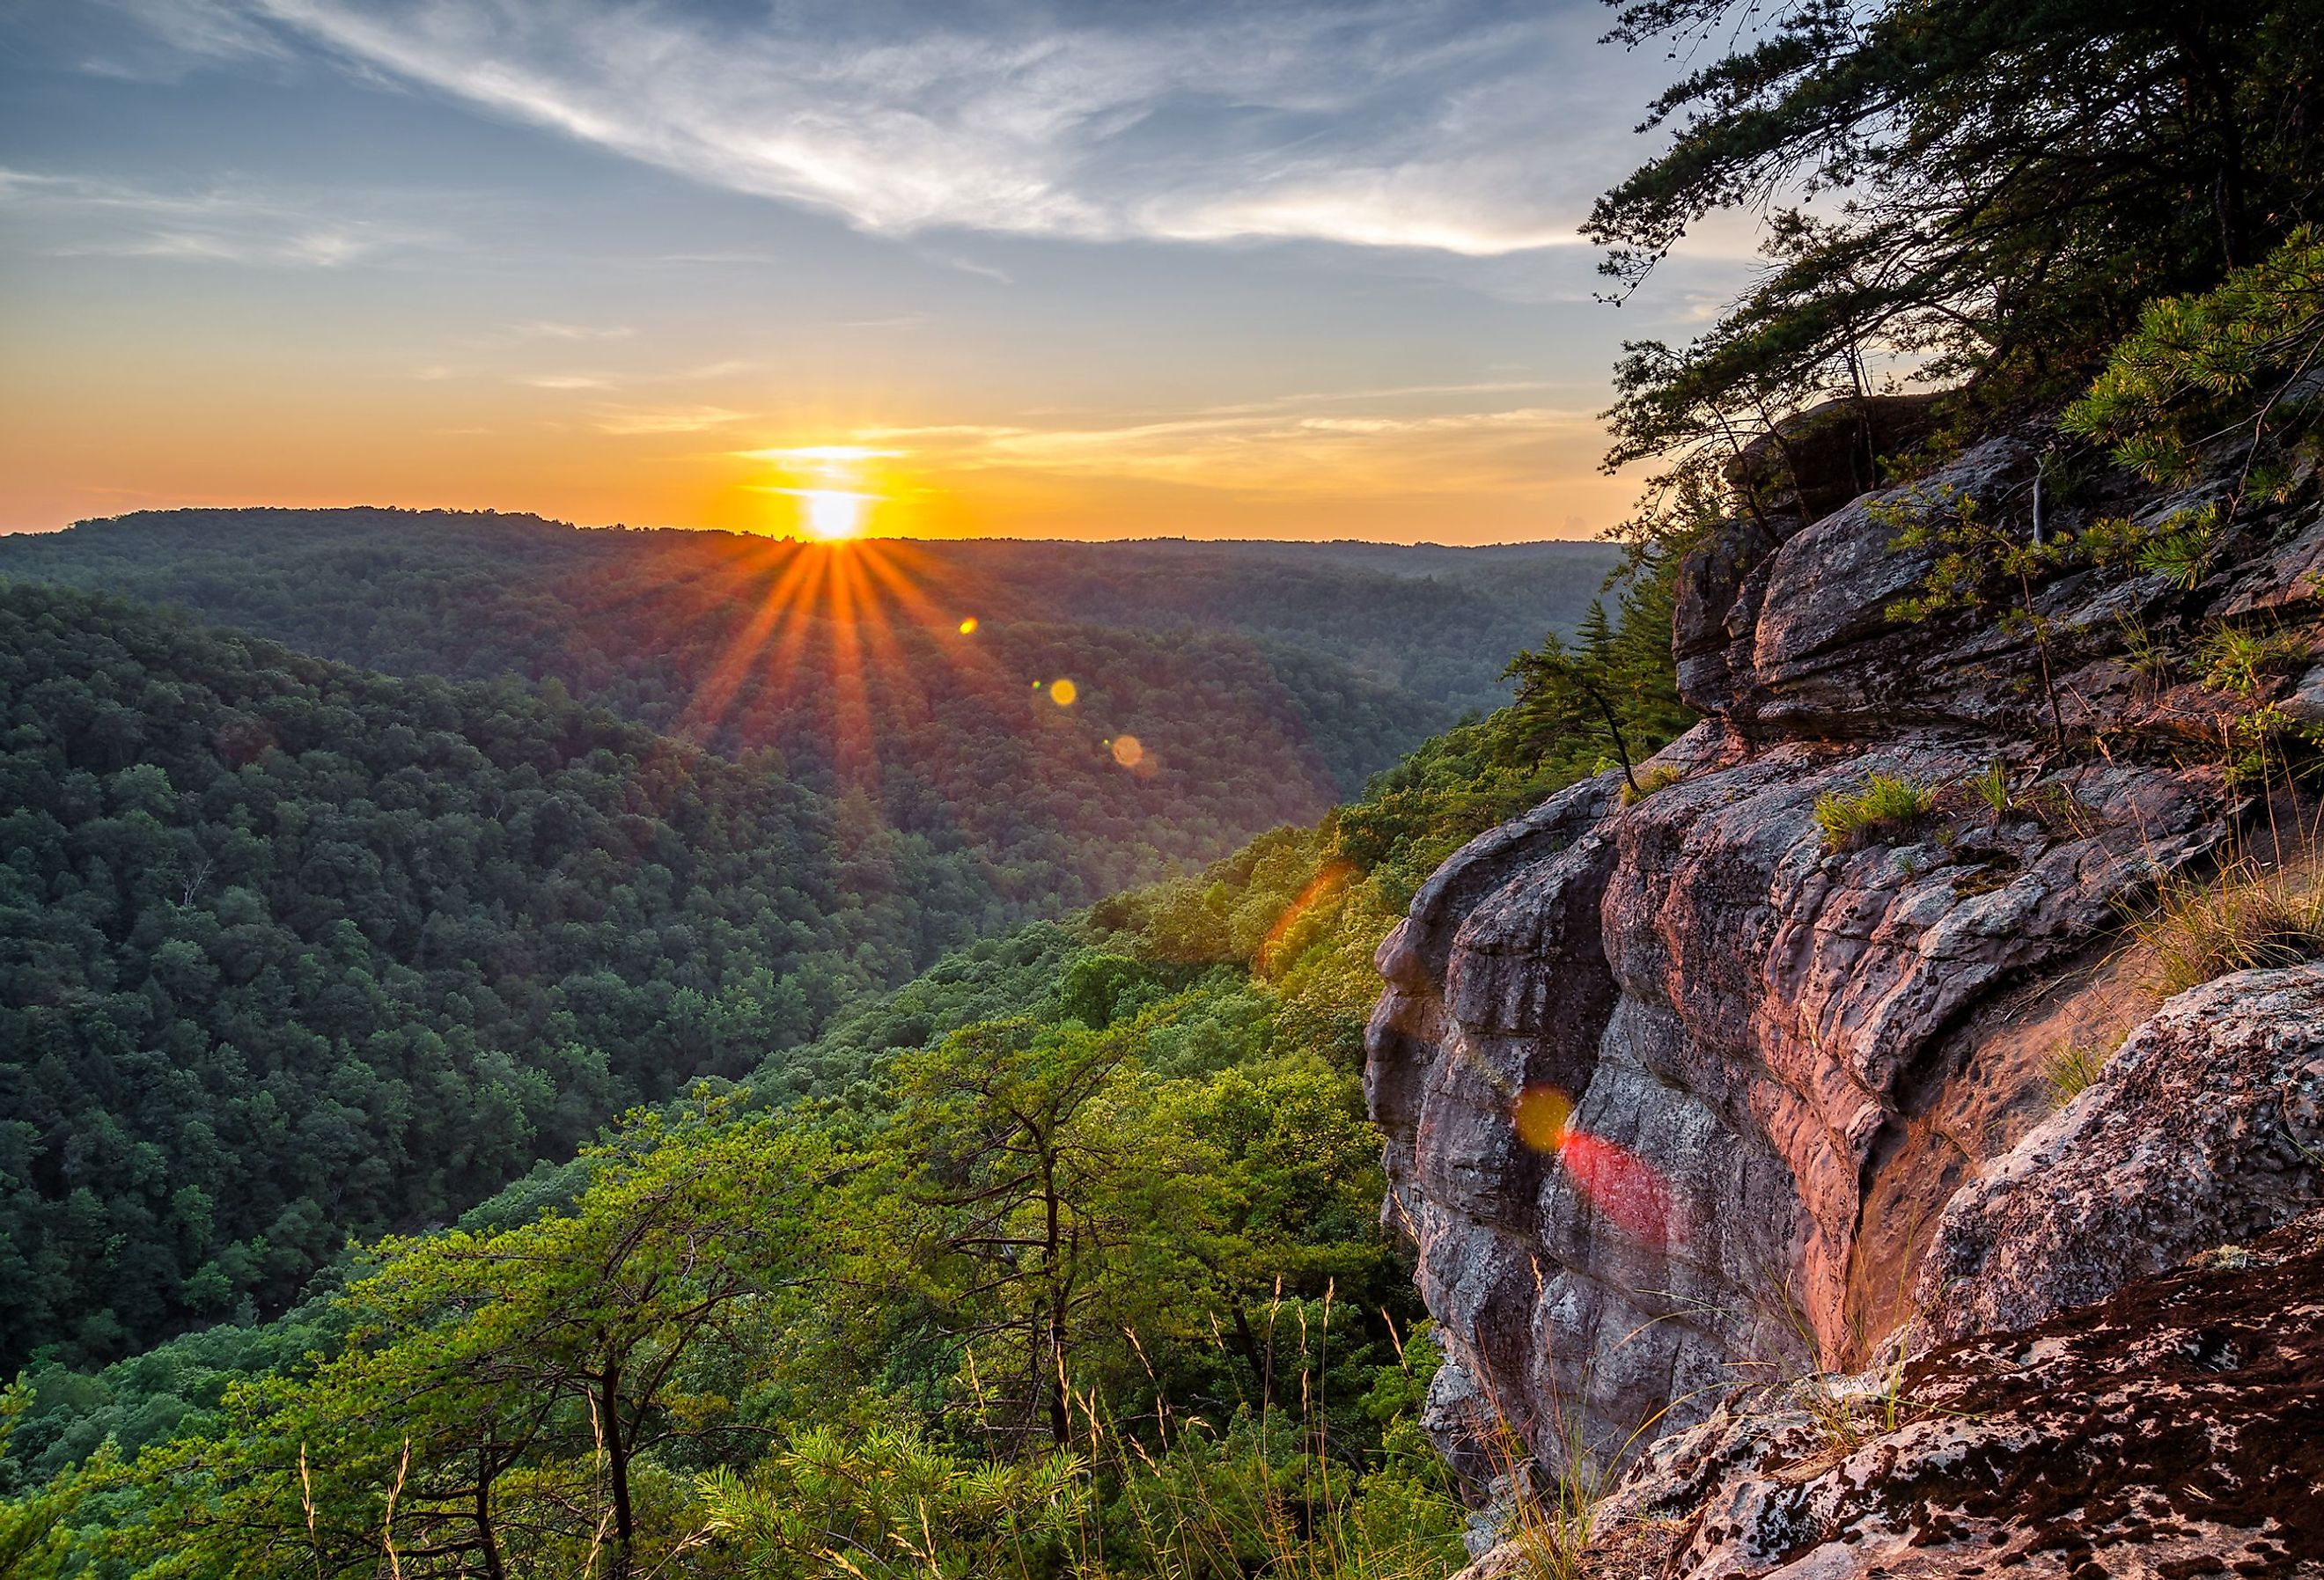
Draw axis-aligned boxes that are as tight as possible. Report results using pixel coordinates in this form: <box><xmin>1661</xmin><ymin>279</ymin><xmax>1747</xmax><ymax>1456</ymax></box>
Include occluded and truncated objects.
<box><xmin>2136</xmin><ymin>856</ymin><xmax>2324</xmax><ymax>997</ymax></box>
<box><xmin>2041</xmin><ymin>1038</ymin><xmax>2114</xmax><ymax>1106</ymax></box>
<box><xmin>1814</xmin><ymin>774</ymin><xmax>1938</xmax><ymax>853</ymax></box>
<box><xmin>1620</xmin><ymin>763</ymin><xmax>1688</xmax><ymax>807</ymax></box>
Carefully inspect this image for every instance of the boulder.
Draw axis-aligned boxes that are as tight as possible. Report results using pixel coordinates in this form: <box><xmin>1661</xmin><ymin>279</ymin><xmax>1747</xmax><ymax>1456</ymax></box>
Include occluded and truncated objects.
<box><xmin>1591</xmin><ymin>1209</ymin><xmax>2324</xmax><ymax>1578</ymax></box>
<box><xmin>1909</xmin><ymin>962</ymin><xmax>2324</xmax><ymax>1347</ymax></box>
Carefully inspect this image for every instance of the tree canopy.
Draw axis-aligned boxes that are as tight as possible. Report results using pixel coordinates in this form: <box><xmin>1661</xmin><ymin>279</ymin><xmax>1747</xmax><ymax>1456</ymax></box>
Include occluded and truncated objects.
<box><xmin>1593</xmin><ymin>0</ymin><xmax>2324</xmax><ymax>517</ymax></box>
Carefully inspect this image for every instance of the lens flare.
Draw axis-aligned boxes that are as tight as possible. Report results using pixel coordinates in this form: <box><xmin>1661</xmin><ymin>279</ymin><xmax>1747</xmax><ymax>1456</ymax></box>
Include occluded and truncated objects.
<box><xmin>959</xmin><ymin>616</ymin><xmax>979</xmax><ymax>635</ymax></box>
<box><xmin>1511</xmin><ymin>1082</ymin><xmax>1675</xmax><ymax>1247</ymax></box>
<box><xmin>1512</xmin><ymin>1085</ymin><xmax>1572</xmax><ymax>1151</ymax></box>
<box><xmin>1558</xmin><ymin>1130</ymin><xmax>1675</xmax><ymax>1246</ymax></box>
<box><xmin>1257</xmin><ymin>857</ymin><xmax>1357</xmax><ymax>974</ymax></box>
<box><xmin>1049</xmin><ymin>678</ymin><xmax>1077</xmax><ymax>706</ymax></box>
<box><xmin>1110</xmin><ymin>734</ymin><xmax>1143</xmax><ymax>767</ymax></box>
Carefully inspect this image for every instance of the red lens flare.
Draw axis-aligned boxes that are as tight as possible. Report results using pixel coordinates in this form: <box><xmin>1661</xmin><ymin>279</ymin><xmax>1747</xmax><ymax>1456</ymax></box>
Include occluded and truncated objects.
<box><xmin>1258</xmin><ymin>857</ymin><xmax>1358</xmax><ymax>974</ymax></box>
<box><xmin>1511</xmin><ymin>1083</ymin><xmax>1677</xmax><ymax>1248</ymax></box>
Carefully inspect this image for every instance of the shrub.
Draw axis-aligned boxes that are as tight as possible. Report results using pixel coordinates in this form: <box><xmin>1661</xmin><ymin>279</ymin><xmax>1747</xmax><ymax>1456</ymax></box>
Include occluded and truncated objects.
<box><xmin>1815</xmin><ymin>775</ymin><xmax>1938</xmax><ymax>853</ymax></box>
<box><xmin>1621</xmin><ymin>762</ymin><xmax>1688</xmax><ymax>807</ymax></box>
<box><xmin>2064</xmin><ymin>225</ymin><xmax>2324</xmax><ymax>487</ymax></box>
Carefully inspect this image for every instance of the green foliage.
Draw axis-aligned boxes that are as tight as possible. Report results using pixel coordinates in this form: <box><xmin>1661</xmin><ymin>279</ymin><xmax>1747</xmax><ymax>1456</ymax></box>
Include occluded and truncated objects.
<box><xmin>1882</xmin><ymin>487</ymin><xmax>2228</xmax><ymax>742</ymax></box>
<box><xmin>697</xmin><ymin>1427</ymin><xmax>1089</xmax><ymax>1579</ymax></box>
<box><xmin>2194</xmin><ymin>621</ymin><xmax>2313</xmax><ymax>785</ymax></box>
<box><xmin>2065</xmin><ymin>226</ymin><xmax>2324</xmax><ymax>484</ymax></box>
<box><xmin>1813</xmin><ymin>775</ymin><xmax>1938</xmax><ymax>853</ymax></box>
<box><xmin>1969</xmin><ymin>761</ymin><xmax>2011</xmax><ymax>819</ymax></box>
<box><xmin>2042</xmin><ymin>1039</ymin><xmax>2113</xmax><ymax>1106</ymax></box>
<box><xmin>13</xmin><ymin>636</ymin><xmax>1637</xmax><ymax>1577</ymax></box>
<box><xmin>1886</xmin><ymin>493</ymin><xmax>2016</xmax><ymax>621</ymax></box>
<box><xmin>0</xmin><ymin>503</ymin><xmax>1687</xmax><ymax>1576</ymax></box>
<box><xmin>0</xmin><ymin>1297</ymin><xmax>346</xmax><ymax>1495</ymax></box>
<box><xmin>0</xmin><ymin>511</ymin><xmax>1622</xmax><ymax>897</ymax></box>
<box><xmin>120</xmin><ymin>1106</ymin><xmax>827</xmax><ymax>1579</ymax></box>
<box><xmin>1501</xmin><ymin>559</ymin><xmax>1695</xmax><ymax>798</ymax></box>
<box><xmin>1592</xmin><ymin>0</ymin><xmax>2324</xmax><ymax>496</ymax></box>
<box><xmin>0</xmin><ymin>581</ymin><xmax>1002</xmax><ymax>1370</ymax></box>
<box><xmin>0</xmin><ymin>1382</ymin><xmax>110</xmax><ymax>1580</ymax></box>
<box><xmin>2197</xmin><ymin>622</ymin><xmax>2312</xmax><ymax>696</ymax></box>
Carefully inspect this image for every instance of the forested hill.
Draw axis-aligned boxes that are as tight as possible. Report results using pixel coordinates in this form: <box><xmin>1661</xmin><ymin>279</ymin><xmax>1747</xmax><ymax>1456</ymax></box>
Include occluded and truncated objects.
<box><xmin>0</xmin><ymin>511</ymin><xmax>1615</xmax><ymax>720</ymax></box>
<box><xmin>0</xmin><ymin>525</ymin><xmax>1614</xmax><ymax>1370</ymax></box>
<box><xmin>0</xmin><ymin>579</ymin><xmax>1011</xmax><ymax>1370</ymax></box>
<box><xmin>0</xmin><ymin>510</ymin><xmax>1615</xmax><ymax>799</ymax></box>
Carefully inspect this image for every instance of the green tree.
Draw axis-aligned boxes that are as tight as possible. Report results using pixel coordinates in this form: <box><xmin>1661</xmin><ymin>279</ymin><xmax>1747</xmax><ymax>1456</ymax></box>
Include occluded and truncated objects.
<box><xmin>1592</xmin><ymin>0</ymin><xmax>2324</xmax><ymax>497</ymax></box>
<box><xmin>857</xmin><ymin>1019</ymin><xmax>1190</xmax><ymax>1451</ymax></box>
<box><xmin>121</xmin><ymin>1106</ymin><xmax>825</xmax><ymax>1580</ymax></box>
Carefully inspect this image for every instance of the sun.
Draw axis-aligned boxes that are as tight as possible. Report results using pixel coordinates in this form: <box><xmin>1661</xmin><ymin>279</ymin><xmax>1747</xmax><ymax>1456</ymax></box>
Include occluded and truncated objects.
<box><xmin>801</xmin><ymin>489</ymin><xmax>870</xmax><ymax>540</ymax></box>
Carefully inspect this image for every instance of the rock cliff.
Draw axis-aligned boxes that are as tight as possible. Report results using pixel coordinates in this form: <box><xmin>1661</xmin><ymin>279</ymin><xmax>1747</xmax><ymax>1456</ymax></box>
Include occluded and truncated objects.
<box><xmin>1365</xmin><ymin>420</ymin><xmax>2324</xmax><ymax>1518</ymax></box>
<box><xmin>1558</xmin><ymin>1202</ymin><xmax>2324</xmax><ymax>1580</ymax></box>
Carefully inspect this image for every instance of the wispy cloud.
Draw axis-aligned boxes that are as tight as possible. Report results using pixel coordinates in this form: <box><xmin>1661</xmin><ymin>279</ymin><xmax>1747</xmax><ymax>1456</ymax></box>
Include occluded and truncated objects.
<box><xmin>594</xmin><ymin>405</ymin><xmax>753</xmax><ymax>435</ymax></box>
<box><xmin>515</xmin><ymin>372</ymin><xmax>616</xmax><ymax>391</ymax></box>
<box><xmin>0</xmin><ymin>166</ymin><xmax>419</xmax><ymax>266</ymax></box>
<box><xmin>802</xmin><ymin>397</ymin><xmax>1600</xmax><ymax>496</ymax></box>
<box><xmin>511</xmin><ymin>320</ymin><xmax>634</xmax><ymax>341</ymax></box>
<box><xmin>162</xmin><ymin>0</ymin><xmax>1655</xmax><ymax>256</ymax></box>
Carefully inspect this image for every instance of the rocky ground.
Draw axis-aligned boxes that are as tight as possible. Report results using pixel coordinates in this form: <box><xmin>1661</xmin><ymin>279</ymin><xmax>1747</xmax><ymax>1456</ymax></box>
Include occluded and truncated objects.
<box><xmin>1533</xmin><ymin>1204</ymin><xmax>2323</xmax><ymax>1579</ymax></box>
<box><xmin>1365</xmin><ymin>408</ymin><xmax>2324</xmax><ymax>1576</ymax></box>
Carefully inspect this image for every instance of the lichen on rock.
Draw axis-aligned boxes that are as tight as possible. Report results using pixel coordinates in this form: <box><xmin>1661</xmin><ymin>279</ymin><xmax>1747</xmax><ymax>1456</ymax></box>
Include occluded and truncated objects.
<box><xmin>1365</xmin><ymin>414</ymin><xmax>2324</xmax><ymax>1526</ymax></box>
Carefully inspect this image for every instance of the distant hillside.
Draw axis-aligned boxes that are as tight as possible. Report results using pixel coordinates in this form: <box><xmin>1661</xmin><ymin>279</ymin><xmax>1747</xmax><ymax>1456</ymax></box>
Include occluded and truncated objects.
<box><xmin>0</xmin><ymin>509</ymin><xmax>1617</xmax><ymax>785</ymax></box>
<box><xmin>0</xmin><ymin>522</ymin><xmax>1614</xmax><ymax>1367</ymax></box>
<box><xmin>0</xmin><ymin>579</ymin><xmax>1034</xmax><ymax>1368</ymax></box>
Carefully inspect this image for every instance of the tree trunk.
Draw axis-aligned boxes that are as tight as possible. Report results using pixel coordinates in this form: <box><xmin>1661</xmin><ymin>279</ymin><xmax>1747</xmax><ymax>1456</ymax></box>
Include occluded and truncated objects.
<box><xmin>599</xmin><ymin>1366</ymin><xmax>634</xmax><ymax>1580</ymax></box>
<box><xmin>1041</xmin><ymin>1142</ymin><xmax>1071</xmax><ymax>1447</ymax></box>
<box><xmin>1048</xmin><ymin>1295</ymin><xmax>1071</xmax><ymax>1447</ymax></box>
<box><xmin>1229</xmin><ymin>1299</ymin><xmax>1272</xmax><ymax>1403</ymax></box>
<box><xmin>1586</xmin><ymin>687</ymin><xmax>1641</xmax><ymax>794</ymax></box>
<box><xmin>476</xmin><ymin>1477</ymin><xmax>506</xmax><ymax>1580</ymax></box>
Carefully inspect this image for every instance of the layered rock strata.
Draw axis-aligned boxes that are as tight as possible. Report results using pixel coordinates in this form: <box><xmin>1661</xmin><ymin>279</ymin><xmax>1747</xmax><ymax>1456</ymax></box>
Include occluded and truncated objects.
<box><xmin>1367</xmin><ymin>432</ymin><xmax>2324</xmax><ymax>1479</ymax></box>
<box><xmin>1566</xmin><ymin>1206</ymin><xmax>2324</xmax><ymax>1580</ymax></box>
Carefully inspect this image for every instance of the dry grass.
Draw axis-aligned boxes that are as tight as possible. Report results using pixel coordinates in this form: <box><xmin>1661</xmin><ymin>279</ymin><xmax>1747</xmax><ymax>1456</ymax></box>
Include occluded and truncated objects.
<box><xmin>1619</xmin><ymin>764</ymin><xmax>1687</xmax><ymax>808</ymax></box>
<box><xmin>2136</xmin><ymin>853</ymin><xmax>2324</xmax><ymax>997</ymax></box>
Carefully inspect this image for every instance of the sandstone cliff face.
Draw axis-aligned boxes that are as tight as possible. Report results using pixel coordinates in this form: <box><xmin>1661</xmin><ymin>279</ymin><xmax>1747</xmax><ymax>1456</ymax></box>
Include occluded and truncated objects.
<box><xmin>1366</xmin><ymin>430</ymin><xmax>2324</xmax><ymax>1486</ymax></box>
<box><xmin>1565</xmin><ymin>1204</ymin><xmax>2324</xmax><ymax>1580</ymax></box>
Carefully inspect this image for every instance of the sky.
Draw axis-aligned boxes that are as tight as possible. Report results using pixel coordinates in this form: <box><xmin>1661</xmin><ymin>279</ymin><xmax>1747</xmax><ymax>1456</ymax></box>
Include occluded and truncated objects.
<box><xmin>0</xmin><ymin>0</ymin><xmax>1751</xmax><ymax>543</ymax></box>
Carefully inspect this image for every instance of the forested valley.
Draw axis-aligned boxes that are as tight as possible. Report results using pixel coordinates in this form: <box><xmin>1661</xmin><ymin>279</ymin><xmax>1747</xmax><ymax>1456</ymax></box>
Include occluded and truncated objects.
<box><xmin>0</xmin><ymin>529</ymin><xmax>1629</xmax><ymax>1376</ymax></box>
<box><xmin>0</xmin><ymin>543</ymin><xmax>1689</xmax><ymax>1576</ymax></box>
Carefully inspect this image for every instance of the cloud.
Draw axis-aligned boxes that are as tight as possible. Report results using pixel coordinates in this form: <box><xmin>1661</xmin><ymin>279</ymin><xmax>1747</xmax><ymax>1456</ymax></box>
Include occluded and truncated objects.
<box><xmin>171</xmin><ymin>0</ymin><xmax>1660</xmax><ymax>256</ymax></box>
<box><xmin>0</xmin><ymin>166</ymin><xmax>419</xmax><ymax>266</ymax></box>
<box><xmin>838</xmin><ymin>397</ymin><xmax>1600</xmax><ymax>495</ymax></box>
<box><xmin>511</xmin><ymin>320</ymin><xmax>634</xmax><ymax>341</ymax></box>
<box><xmin>594</xmin><ymin>405</ymin><xmax>753</xmax><ymax>435</ymax></box>
<box><xmin>516</xmin><ymin>372</ymin><xmax>616</xmax><ymax>390</ymax></box>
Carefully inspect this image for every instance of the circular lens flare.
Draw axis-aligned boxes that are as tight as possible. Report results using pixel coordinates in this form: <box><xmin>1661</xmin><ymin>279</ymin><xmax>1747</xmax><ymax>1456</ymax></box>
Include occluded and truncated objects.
<box><xmin>1049</xmin><ymin>679</ymin><xmax>1077</xmax><ymax>706</ymax></box>
<box><xmin>958</xmin><ymin>616</ymin><xmax>979</xmax><ymax>635</ymax></box>
<box><xmin>1512</xmin><ymin>1085</ymin><xmax>1572</xmax><ymax>1152</ymax></box>
<box><xmin>1110</xmin><ymin>734</ymin><xmax>1144</xmax><ymax>767</ymax></box>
